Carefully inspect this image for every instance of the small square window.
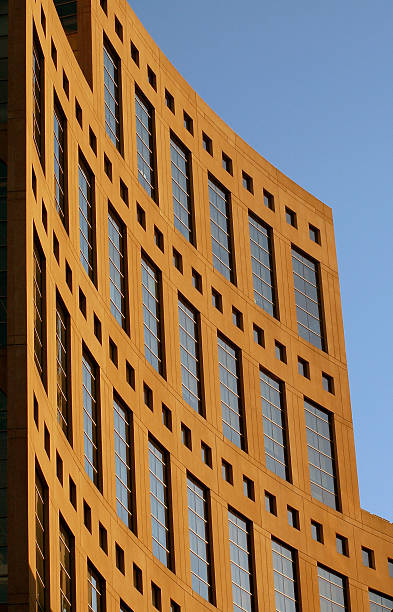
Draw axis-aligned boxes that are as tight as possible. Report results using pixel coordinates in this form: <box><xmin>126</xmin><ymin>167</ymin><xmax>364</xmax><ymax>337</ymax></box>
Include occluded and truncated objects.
<box><xmin>88</xmin><ymin>127</ymin><xmax>97</xmax><ymax>155</ymax></box>
<box><xmin>243</xmin><ymin>476</ymin><xmax>255</xmax><ymax>501</ymax></box>
<box><xmin>388</xmin><ymin>558</ymin><xmax>393</xmax><ymax>578</ymax></box>
<box><xmin>242</xmin><ymin>171</ymin><xmax>253</xmax><ymax>194</ymax></box>
<box><xmin>126</xmin><ymin>361</ymin><xmax>135</xmax><ymax>389</ymax></box>
<box><xmin>143</xmin><ymin>383</ymin><xmax>153</xmax><ymax>410</ymax></box>
<box><xmin>79</xmin><ymin>288</ymin><xmax>87</xmax><ymax>318</ymax></box>
<box><xmin>114</xmin><ymin>16</ymin><xmax>123</xmax><ymax>41</ymax></box>
<box><xmin>162</xmin><ymin>404</ymin><xmax>172</xmax><ymax>430</ymax></box>
<box><xmin>212</xmin><ymin>288</ymin><xmax>222</xmax><ymax>312</ymax></box>
<box><xmin>170</xmin><ymin>601</ymin><xmax>180</xmax><ymax>612</ymax></box>
<box><xmin>137</xmin><ymin>203</ymin><xmax>146</xmax><ymax>229</ymax></box>
<box><xmin>336</xmin><ymin>534</ymin><xmax>348</xmax><ymax>556</ymax></box>
<box><xmin>44</xmin><ymin>424</ymin><xmax>50</xmax><ymax>457</ymax></box>
<box><xmin>173</xmin><ymin>248</ymin><xmax>183</xmax><ymax>272</ymax></box>
<box><xmin>265</xmin><ymin>491</ymin><xmax>277</xmax><ymax>515</ymax></box>
<box><xmin>99</xmin><ymin>522</ymin><xmax>108</xmax><ymax>553</ymax></box>
<box><xmin>222</xmin><ymin>459</ymin><xmax>233</xmax><ymax>484</ymax></box>
<box><xmin>181</xmin><ymin>423</ymin><xmax>192</xmax><ymax>449</ymax></box>
<box><xmin>32</xmin><ymin>167</ymin><xmax>37</xmax><ymax>198</ymax></box>
<box><xmin>298</xmin><ymin>356</ymin><xmax>310</xmax><ymax>378</ymax></box>
<box><xmin>322</xmin><ymin>372</ymin><xmax>334</xmax><ymax>394</ymax></box>
<box><xmin>232</xmin><ymin>307</ymin><xmax>243</xmax><ymax>330</ymax></box>
<box><xmin>311</xmin><ymin>520</ymin><xmax>323</xmax><ymax>543</ymax></box>
<box><xmin>104</xmin><ymin>153</ymin><xmax>112</xmax><ymax>181</ymax></box>
<box><xmin>75</xmin><ymin>99</ymin><xmax>82</xmax><ymax>127</ymax></box>
<box><xmin>202</xmin><ymin>132</ymin><xmax>213</xmax><ymax>155</ymax></box>
<box><xmin>69</xmin><ymin>476</ymin><xmax>77</xmax><ymax>509</ymax></box>
<box><xmin>253</xmin><ymin>324</ymin><xmax>265</xmax><ymax>347</ymax></box>
<box><xmin>362</xmin><ymin>547</ymin><xmax>375</xmax><ymax>569</ymax></box>
<box><xmin>131</xmin><ymin>42</ymin><xmax>140</xmax><ymax>66</ymax></box>
<box><xmin>309</xmin><ymin>224</ymin><xmax>321</xmax><ymax>244</ymax></box>
<box><xmin>83</xmin><ymin>500</ymin><xmax>92</xmax><ymax>532</ymax></box>
<box><xmin>41</xmin><ymin>202</ymin><xmax>47</xmax><ymax>232</ymax></box>
<box><xmin>63</xmin><ymin>70</ymin><xmax>69</xmax><ymax>98</ymax></box>
<box><xmin>165</xmin><ymin>89</ymin><xmax>175</xmax><ymax>113</ymax></box>
<box><xmin>154</xmin><ymin>226</ymin><xmax>164</xmax><ymax>251</ymax></box>
<box><xmin>133</xmin><ymin>563</ymin><xmax>143</xmax><ymax>593</ymax></box>
<box><xmin>147</xmin><ymin>66</ymin><xmax>157</xmax><ymax>90</ymax></box>
<box><xmin>183</xmin><ymin>111</ymin><xmax>193</xmax><ymax>134</ymax></box>
<box><xmin>263</xmin><ymin>189</ymin><xmax>274</xmax><ymax>210</ymax></box>
<box><xmin>56</xmin><ymin>452</ymin><xmax>63</xmax><ymax>484</ymax></box>
<box><xmin>34</xmin><ymin>395</ymin><xmax>39</xmax><ymax>427</ymax></box>
<box><xmin>286</xmin><ymin>207</ymin><xmax>297</xmax><ymax>227</ymax></box>
<box><xmin>151</xmin><ymin>582</ymin><xmax>161</xmax><ymax>611</ymax></box>
<box><xmin>120</xmin><ymin>179</ymin><xmax>129</xmax><ymax>205</ymax></box>
<box><xmin>109</xmin><ymin>338</ymin><xmax>118</xmax><ymax>366</ymax></box>
<box><xmin>192</xmin><ymin>268</ymin><xmax>202</xmax><ymax>293</ymax></box>
<box><xmin>287</xmin><ymin>506</ymin><xmax>299</xmax><ymax>530</ymax></box>
<box><xmin>222</xmin><ymin>152</ymin><xmax>233</xmax><ymax>175</ymax></box>
<box><xmin>51</xmin><ymin>39</ymin><xmax>57</xmax><ymax>67</ymax></box>
<box><xmin>65</xmin><ymin>261</ymin><xmax>72</xmax><ymax>292</ymax></box>
<box><xmin>201</xmin><ymin>442</ymin><xmax>212</xmax><ymax>468</ymax></box>
<box><xmin>275</xmin><ymin>341</ymin><xmax>286</xmax><ymax>363</ymax></box>
<box><xmin>115</xmin><ymin>543</ymin><xmax>125</xmax><ymax>574</ymax></box>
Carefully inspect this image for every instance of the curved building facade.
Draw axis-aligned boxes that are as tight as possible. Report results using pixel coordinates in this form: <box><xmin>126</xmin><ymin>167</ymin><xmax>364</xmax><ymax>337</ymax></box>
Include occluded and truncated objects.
<box><xmin>1</xmin><ymin>0</ymin><xmax>392</xmax><ymax>610</ymax></box>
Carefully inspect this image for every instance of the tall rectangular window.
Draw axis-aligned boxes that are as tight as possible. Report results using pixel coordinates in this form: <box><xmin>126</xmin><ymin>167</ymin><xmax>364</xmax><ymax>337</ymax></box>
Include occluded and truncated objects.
<box><xmin>53</xmin><ymin>96</ymin><xmax>67</xmax><ymax>226</ymax></box>
<box><xmin>209</xmin><ymin>176</ymin><xmax>235</xmax><ymax>283</ymax></box>
<box><xmin>108</xmin><ymin>208</ymin><xmax>127</xmax><ymax>329</ymax></box>
<box><xmin>318</xmin><ymin>565</ymin><xmax>348</xmax><ymax>611</ymax></box>
<box><xmin>170</xmin><ymin>135</ymin><xmax>194</xmax><ymax>243</ymax></box>
<box><xmin>260</xmin><ymin>369</ymin><xmax>290</xmax><ymax>481</ymax></box>
<box><xmin>103</xmin><ymin>39</ymin><xmax>121</xmax><ymax>151</ymax></box>
<box><xmin>305</xmin><ymin>398</ymin><xmax>338</xmax><ymax>510</ymax></box>
<box><xmin>249</xmin><ymin>214</ymin><xmax>277</xmax><ymax>317</ymax></box>
<box><xmin>34</xmin><ymin>236</ymin><xmax>46</xmax><ymax>383</ymax></box>
<box><xmin>87</xmin><ymin>562</ymin><xmax>105</xmax><ymax>612</ymax></box>
<box><xmin>369</xmin><ymin>590</ymin><xmax>393</xmax><ymax>612</ymax></box>
<box><xmin>0</xmin><ymin>161</ymin><xmax>7</xmax><ymax>347</ymax></box>
<box><xmin>53</xmin><ymin>0</ymin><xmax>77</xmax><ymax>33</ymax></box>
<box><xmin>292</xmin><ymin>247</ymin><xmax>325</xmax><ymax>350</ymax></box>
<box><xmin>59</xmin><ymin>517</ymin><xmax>74</xmax><ymax>612</ymax></box>
<box><xmin>148</xmin><ymin>437</ymin><xmax>172</xmax><ymax>569</ymax></box>
<box><xmin>135</xmin><ymin>87</ymin><xmax>157</xmax><ymax>201</ymax></box>
<box><xmin>79</xmin><ymin>155</ymin><xmax>95</xmax><ymax>283</ymax></box>
<box><xmin>141</xmin><ymin>254</ymin><xmax>164</xmax><ymax>375</ymax></box>
<box><xmin>178</xmin><ymin>296</ymin><xmax>202</xmax><ymax>414</ymax></box>
<box><xmin>217</xmin><ymin>335</ymin><xmax>245</xmax><ymax>450</ymax></box>
<box><xmin>187</xmin><ymin>475</ymin><xmax>214</xmax><ymax>603</ymax></box>
<box><xmin>35</xmin><ymin>470</ymin><xmax>48</xmax><ymax>612</ymax></box>
<box><xmin>272</xmin><ymin>539</ymin><xmax>299</xmax><ymax>612</ymax></box>
<box><xmin>82</xmin><ymin>349</ymin><xmax>101</xmax><ymax>489</ymax></box>
<box><xmin>56</xmin><ymin>294</ymin><xmax>71</xmax><ymax>440</ymax></box>
<box><xmin>33</xmin><ymin>30</ymin><xmax>44</xmax><ymax>165</ymax></box>
<box><xmin>113</xmin><ymin>395</ymin><xmax>134</xmax><ymax>530</ymax></box>
<box><xmin>228</xmin><ymin>508</ymin><xmax>254</xmax><ymax>612</ymax></box>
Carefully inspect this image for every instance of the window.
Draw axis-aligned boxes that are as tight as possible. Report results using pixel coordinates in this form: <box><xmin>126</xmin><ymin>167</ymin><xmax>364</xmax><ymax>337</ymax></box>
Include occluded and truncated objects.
<box><xmin>75</xmin><ymin>99</ymin><xmax>82</xmax><ymax>126</ymax></box>
<box><xmin>318</xmin><ymin>565</ymin><xmax>348</xmax><ymax>612</ymax></box>
<box><xmin>362</xmin><ymin>546</ymin><xmax>374</xmax><ymax>569</ymax></box>
<box><xmin>83</xmin><ymin>500</ymin><xmax>92</xmax><ymax>532</ymax></box>
<box><xmin>309</xmin><ymin>223</ymin><xmax>321</xmax><ymax>244</ymax></box>
<box><xmin>165</xmin><ymin>89</ymin><xmax>175</xmax><ymax>113</ymax></box>
<box><xmin>187</xmin><ymin>475</ymin><xmax>214</xmax><ymax>603</ymax></box>
<box><xmin>202</xmin><ymin>132</ymin><xmax>212</xmax><ymax>155</ymax></box>
<box><xmin>133</xmin><ymin>563</ymin><xmax>143</xmax><ymax>593</ymax></box>
<box><xmin>59</xmin><ymin>517</ymin><xmax>74</xmax><ymax>612</ymax></box>
<box><xmin>33</xmin><ymin>30</ymin><xmax>44</xmax><ymax>166</ymax></box>
<box><xmin>253</xmin><ymin>323</ymin><xmax>264</xmax><ymax>347</ymax></box>
<box><xmin>154</xmin><ymin>226</ymin><xmax>163</xmax><ymax>251</ymax></box>
<box><xmin>99</xmin><ymin>523</ymin><xmax>107</xmax><ymax>553</ymax></box>
<box><xmin>79</xmin><ymin>156</ymin><xmax>96</xmax><ymax>282</ymax></box>
<box><xmin>369</xmin><ymin>590</ymin><xmax>393</xmax><ymax>612</ymax></box>
<box><xmin>298</xmin><ymin>356</ymin><xmax>310</xmax><ymax>378</ymax></box>
<box><xmin>232</xmin><ymin>307</ymin><xmax>243</xmax><ymax>330</ymax></box>
<box><xmin>222</xmin><ymin>152</ymin><xmax>233</xmax><ymax>174</ymax></box>
<box><xmin>115</xmin><ymin>543</ymin><xmax>125</xmax><ymax>574</ymax></box>
<box><xmin>62</xmin><ymin>70</ymin><xmax>69</xmax><ymax>98</ymax></box>
<box><xmin>141</xmin><ymin>254</ymin><xmax>165</xmax><ymax>375</ymax></box>
<box><xmin>388</xmin><ymin>558</ymin><xmax>393</xmax><ymax>578</ymax></box>
<box><xmin>53</xmin><ymin>96</ymin><xmax>67</xmax><ymax>226</ymax></box>
<box><xmin>209</xmin><ymin>176</ymin><xmax>235</xmax><ymax>282</ymax></box>
<box><xmin>69</xmin><ymin>477</ymin><xmax>76</xmax><ymax>509</ymax></box>
<box><xmin>192</xmin><ymin>268</ymin><xmax>202</xmax><ymax>292</ymax></box>
<box><xmin>170</xmin><ymin>135</ymin><xmax>194</xmax><ymax>243</ymax></box>
<box><xmin>292</xmin><ymin>247</ymin><xmax>325</xmax><ymax>350</ymax></box>
<box><xmin>249</xmin><ymin>213</ymin><xmax>277</xmax><ymax>317</ymax></box>
<box><xmin>286</xmin><ymin>207</ymin><xmax>297</xmax><ymax>227</ymax></box>
<box><xmin>173</xmin><ymin>248</ymin><xmax>183</xmax><ymax>272</ymax></box>
<box><xmin>311</xmin><ymin>520</ymin><xmax>323</xmax><ymax>543</ymax></box>
<box><xmin>221</xmin><ymin>459</ymin><xmax>233</xmax><ymax>484</ymax></box>
<box><xmin>201</xmin><ymin>442</ymin><xmax>212</xmax><ymax>467</ymax></box>
<box><xmin>265</xmin><ymin>491</ymin><xmax>276</xmax><ymax>515</ymax></box>
<box><xmin>56</xmin><ymin>295</ymin><xmax>70</xmax><ymax>439</ymax></box>
<box><xmin>114</xmin><ymin>16</ymin><xmax>123</xmax><ymax>41</ymax></box>
<box><xmin>108</xmin><ymin>208</ymin><xmax>127</xmax><ymax>329</ymax></box>
<box><xmin>181</xmin><ymin>423</ymin><xmax>192</xmax><ymax>450</ymax></box>
<box><xmin>211</xmin><ymin>287</ymin><xmax>222</xmax><ymax>311</ymax></box>
<box><xmin>103</xmin><ymin>39</ymin><xmax>122</xmax><ymax>151</ymax></box>
<box><xmin>103</xmin><ymin>153</ymin><xmax>112</xmax><ymax>180</ymax></box>
<box><xmin>78</xmin><ymin>288</ymin><xmax>86</xmax><ymax>318</ymax></box>
<box><xmin>147</xmin><ymin>66</ymin><xmax>156</xmax><ymax>90</ymax></box>
<box><xmin>53</xmin><ymin>0</ymin><xmax>77</xmax><ymax>33</ymax></box>
<box><xmin>336</xmin><ymin>534</ymin><xmax>348</xmax><ymax>556</ymax></box>
<box><xmin>130</xmin><ymin>41</ymin><xmax>139</xmax><ymax>66</ymax></box>
<box><xmin>260</xmin><ymin>369</ymin><xmax>290</xmax><ymax>480</ymax></box>
<box><xmin>136</xmin><ymin>203</ymin><xmax>146</xmax><ymax>229</ymax></box>
<box><xmin>242</xmin><ymin>171</ymin><xmax>253</xmax><ymax>193</ymax></box>
<box><xmin>114</xmin><ymin>395</ymin><xmax>134</xmax><ymax>530</ymax></box>
<box><xmin>125</xmin><ymin>361</ymin><xmax>135</xmax><ymax>389</ymax></box>
<box><xmin>218</xmin><ymin>335</ymin><xmax>245</xmax><ymax>450</ymax></box>
<box><xmin>228</xmin><ymin>508</ymin><xmax>254</xmax><ymax>612</ymax></box>
<box><xmin>183</xmin><ymin>110</ymin><xmax>193</xmax><ymax>134</ymax></box>
<box><xmin>151</xmin><ymin>582</ymin><xmax>161</xmax><ymax>610</ymax></box>
<box><xmin>243</xmin><ymin>476</ymin><xmax>254</xmax><ymax>500</ymax></box>
<box><xmin>82</xmin><ymin>349</ymin><xmax>101</xmax><ymax>489</ymax></box>
<box><xmin>178</xmin><ymin>296</ymin><xmax>203</xmax><ymax>414</ymax></box>
<box><xmin>287</xmin><ymin>506</ymin><xmax>299</xmax><ymax>529</ymax></box>
<box><xmin>89</xmin><ymin>127</ymin><xmax>97</xmax><ymax>154</ymax></box>
<box><xmin>148</xmin><ymin>438</ymin><xmax>172</xmax><ymax>568</ymax></box>
<box><xmin>135</xmin><ymin>87</ymin><xmax>157</xmax><ymax>200</ymax></box>
<box><xmin>305</xmin><ymin>398</ymin><xmax>338</xmax><ymax>510</ymax></box>
<box><xmin>162</xmin><ymin>404</ymin><xmax>172</xmax><ymax>430</ymax></box>
<box><xmin>34</xmin><ymin>236</ymin><xmax>46</xmax><ymax>382</ymax></box>
<box><xmin>272</xmin><ymin>539</ymin><xmax>299</xmax><ymax>612</ymax></box>
<box><xmin>35</xmin><ymin>470</ymin><xmax>48</xmax><ymax>612</ymax></box>
<box><xmin>170</xmin><ymin>601</ymin><xmax>180</xmax><ymax>612</ymax></box>
<box><xmin>143</xmin><ymin>382</ymin><xmax>153</xmax><ymax>409</ymax></box>
<box><xmin>87</xmin><ymin>562</ymin><xmax>105</xmax><ymax>612</ymax></box>
<box><xmin>322</xmin><ymin>372</ymin><xmax>334</xmax><ymax>394</ymax></box>
<box><xmin>263</xmin><ymin>188</ymin><xmax>274</xmax><ymax>210</ymax></box>
<box><xmin>119</xmin><ymin>178</ymin><xmax>128</xmax><ymax>204</ymax></box>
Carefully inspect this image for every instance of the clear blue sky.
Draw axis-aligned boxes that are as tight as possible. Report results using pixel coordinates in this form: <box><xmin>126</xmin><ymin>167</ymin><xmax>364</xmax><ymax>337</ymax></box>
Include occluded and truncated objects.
<box><xmin>128</xmin><ymin>0</ymin><xmax>393</xmax><ymax>521</ymax></box>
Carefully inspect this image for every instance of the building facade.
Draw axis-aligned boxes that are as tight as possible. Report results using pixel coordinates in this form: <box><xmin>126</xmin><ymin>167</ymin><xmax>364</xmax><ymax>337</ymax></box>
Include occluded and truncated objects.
<box><xmin>0</xmin><ymin>0</ymin><xmax>392</xmax><ymax>610</ymax></box>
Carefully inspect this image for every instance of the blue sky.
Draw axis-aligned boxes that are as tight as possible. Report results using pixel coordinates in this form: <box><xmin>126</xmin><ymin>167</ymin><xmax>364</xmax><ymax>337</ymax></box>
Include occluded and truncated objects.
<box><xmin>128</xmin><ymin>0</ymin><xmax>393</xmax><ymax>520</ymax></box>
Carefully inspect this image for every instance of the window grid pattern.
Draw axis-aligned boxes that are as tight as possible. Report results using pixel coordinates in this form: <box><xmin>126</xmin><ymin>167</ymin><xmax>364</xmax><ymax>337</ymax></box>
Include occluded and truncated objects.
<box><xmin>79</xmin><ymin>162</ymin><xmax>95</xmax><ymax>281</ymax></box>
<box><xmin>170</xmin><ymin>137</ymin><xmax>193</xmax><ymax>242</ymax></box>
<box><xmin>0</xmin><ymin>161</ymin><xmax>6</xmax><ymax>347</ymax></box>
<box><xmin>103</xmin><ymin>43</ymin><xmax>121</xmax><ymax>150</ymax></box>
<box><xmin>318</xmin><ymin>565</ymin><xmax>348</xmax><ymax>611</ymax></box>
<box><xmin>178</xmin><ymin>298</ymin><xmax>202</xmax><ymax>414</ymax></box>
<box><xmin>35</xmin><ymin>474</ymin><xmax>46</xmax><ymax>612</ymax></box>
<box><xmin>88</xmin><ymin>564</ymin><xmax>103</xmax><ymax>612</ymax></box>
<box><xmin>305</xmin><ymin>399</ymin><xmax>338</xmax><ymax>510</ymax></box>
<box><xmin>114</xmin><ymin>397</ymin><xmax>133</xmax><ymax>529</ymax></box>
<box><xmin>53</xmin><ymin>0</ymin><xmax>77</xmax><ymax>33</ymax></box>
<box><xmin>53</xmin><ymin>103</ymin><xmax>66</xmax><ymax>224</ymax></box>
<box><xmin>33</xmin><ymin>38</ymin><xmax>43</xmax><ymax>161</ymax></box>
<box><xmin>228</xmin><ymin>509</ymin><xmax>254</xmax><ymax>612</ymax></box>
<box><xmin>249</xmin><ymin>214</ymin><xmax>276</xmax><ymax>317</ymax></box>
<box><xmin>33</xmin><ymin>241</ymin><xmax>45</xmax><ymax>379</ymax></box>
<box><xmin>141</xmin><ymin>256</ymin><xmax>163</xmax><ymax>374</ymax></box>
<box><xmin>108</xmin><ymin>211</ymin><xmax>126</xmax><ymax>328</ymax></box>
<box><xmin>209</xmin><ymin>177</ymin><xmax>234</xmax><ymax>282</ymax></box>
<box><xmin>148</xmin><ymin>439</ymin><xmax>171</xmax><ymax>568</ymax></box>
<box><xmin>260</xmin><ymin>370</ymin><xmax>289</xmax><ymax>481</ymax></box>
<box><xmin>187</xmin><ymin>476</ymin><xmax>213</xmax><ymax>602</ymax></box>
<box><xmin>218</xmin><ymin>336</ymin><xmax>244</xmax><ymax>449</ymax></box>
<box><xmin>59</xmin><ymin>521</ymin><xmax>73</xmax><ymax>612</ymax></box>
<box><xmin>292</xmin><ymin>248</ymin><xmax>324</xmax><ymax>350</ymax></box>
<box><xmin>369</xmin><ymin>589</ymin><xmax>393</xmax><ymax>612</ymax></box>
<box><xmin>135</xmin><ymin>91</ymin><xmax>156</xmax><ymax>199</ymax></box>
<box><xmin>272</xmin><ymin>539</ymin><xmax>298</xmax><ymax>612</ymax></box>
<box><xmin>82</xmin><ymin>353</ymin><xmax>100</xmax><ymax>487</ymax></box>
<box><xmin>56</xmin><ymin>299</ymin><xmax>69</xmax><ymax>437</ymax></box>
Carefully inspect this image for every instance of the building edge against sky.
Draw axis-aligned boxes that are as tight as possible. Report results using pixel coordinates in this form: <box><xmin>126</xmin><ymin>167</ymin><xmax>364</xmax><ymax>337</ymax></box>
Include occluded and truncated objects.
<box><xmin>0</xmin><ymin>0</ymin><xmax>392</xmax><ymax>610</ymax></box>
